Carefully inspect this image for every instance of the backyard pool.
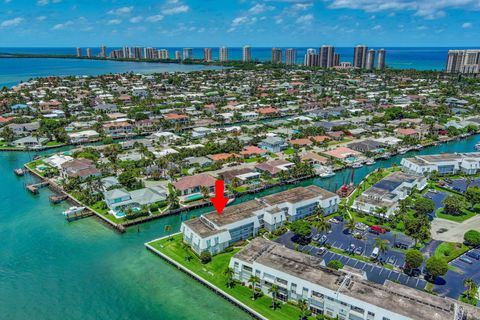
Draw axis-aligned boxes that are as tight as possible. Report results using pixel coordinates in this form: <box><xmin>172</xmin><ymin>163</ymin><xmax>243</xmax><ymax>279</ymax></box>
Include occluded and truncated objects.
<box><xmin>184</xmin><ymin>194</ymin><xmax>204</xmax><ymax>202</ymax></box>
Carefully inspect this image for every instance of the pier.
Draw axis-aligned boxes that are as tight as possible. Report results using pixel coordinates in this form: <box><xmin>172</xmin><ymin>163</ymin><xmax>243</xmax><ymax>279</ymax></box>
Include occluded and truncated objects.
<box><xmin>26</xmin><ymin>182</ymin><xmax>50</xmax><ymax>194</ymax></box>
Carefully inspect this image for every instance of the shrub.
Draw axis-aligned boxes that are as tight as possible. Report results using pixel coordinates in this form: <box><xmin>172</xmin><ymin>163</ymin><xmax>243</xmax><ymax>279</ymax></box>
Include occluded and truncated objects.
<box><xmin>200</xmin><ymin>251</ymin><xmax>212</xmax><ymax>264</ymax></box>
<box><xmin>327</xmin><ymin>260</ymin><xmax>343</xmax><ymax>270</ymax></box>
<box><xmin>464</xmin><ymin>230</ymin><xmax>480</xmax><ymax>246</ymax></box>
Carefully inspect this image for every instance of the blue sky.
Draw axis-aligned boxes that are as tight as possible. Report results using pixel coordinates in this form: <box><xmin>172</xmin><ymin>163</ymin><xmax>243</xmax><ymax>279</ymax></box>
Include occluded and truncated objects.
<box><xmin>0</xmin><ymin>0</ymin><xmax>479</xmax><ymax>47</ymax></box>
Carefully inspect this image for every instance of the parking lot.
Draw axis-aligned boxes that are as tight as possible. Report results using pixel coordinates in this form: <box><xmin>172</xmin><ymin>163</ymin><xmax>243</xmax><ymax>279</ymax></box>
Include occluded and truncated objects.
<box><xmin>424</xmin><ymin>190</ymin><xmax>449</xmax><ymax>219</ymax></box>
<box><xmin>444</xmin><ymin>178</ymin><xmax>480</xmax><ymax>193</ymax></box>
<box><xmin>275</xmin><ymin>221</ymin><xmax>428</xmax><ymax>291</ymax></box>
<box><xmin>434</xmin><ymin>248</ymin><xmax>480</xmax><ymax>303</ymax></box>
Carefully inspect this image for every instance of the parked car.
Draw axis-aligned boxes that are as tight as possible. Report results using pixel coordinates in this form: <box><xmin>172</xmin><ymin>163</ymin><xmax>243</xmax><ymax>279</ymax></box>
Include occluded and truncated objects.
<box><xmin>466</xmin><ymin>251</ymin><xmax>480</xmax><ymax>260</ymax></box>
<box><xmin>371</xmin><ymin>247</ymin><xmax>380</xmax><ymax>260</ymax></box>
<box><xmin>318</xmin><ymin>235</ymin><xmax>328</xmax><ymax>245</ymax></box>
<box><xmin>328</xmin><ymin>218</ymin><xmax>339</xmax><ymax>224</ymax></box>
<box><xmin>317</xmin><ymin>247</ymin><xmax>327</xmax><ymax>256</ymax></box>
<box><xmin>355</xmin><ymin>222</ymin><xmax>368</xmax><ymax>231</ymax></box>
<box><xmin>347</xmin><ymin>244</ymin><xmax>356</xmax><ymax>254</ymax></box>
<box><xmin>354</xmin><ymin>246</ymin><xmax>364</xmax><ymax>255</ymax></box>
<box><xmin>312</xmin><ymin>234</ymin><xmax>321</xmax><ymax>242</ymax></box>
<box><xmin>459</xmin><ymin>256</ymin><xmax>473</xmax><ymax>264</ymax></box>
<box><xmin>387</xmin><ymin>256</ymin><xmax>397</xmax><ymax>265</ymax></box>
<box><xmin>369</xmin><ymin>225</ymin><xmax>386</xmax><ymax>234</ymax></box>
<box><xmin>334</xmin><ymin>215</ymin><xmax>344</xmax><ymax>222</ymax></box>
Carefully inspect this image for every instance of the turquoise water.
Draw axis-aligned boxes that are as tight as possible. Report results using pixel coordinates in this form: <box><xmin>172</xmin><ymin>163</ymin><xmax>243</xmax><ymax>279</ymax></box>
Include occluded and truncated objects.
<box><xmin>1</xmin><ymin>135</ymin><xmax>479</xmax><ymax>319</ymax></box>
<box><xmin>0</xmin><ymin>151</ymin><xmax>250</xmax><ymax>320</ymax></box>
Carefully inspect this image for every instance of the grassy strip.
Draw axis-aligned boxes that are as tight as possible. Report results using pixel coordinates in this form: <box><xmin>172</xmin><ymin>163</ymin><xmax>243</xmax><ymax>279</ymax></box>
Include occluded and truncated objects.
<box><xmin>435</xmin><ymin>208</ymin><xmax>476</xmax><ymax>223</ymax></box>
<box><xmin>434</xmin><ymin>242</ymin><xmax>469</xmax><ymax>264</ymax></box>
<box><xmin>148</xmin><ymin>234</ymin><xmax>308</xmax><ymax>320</ymax></box>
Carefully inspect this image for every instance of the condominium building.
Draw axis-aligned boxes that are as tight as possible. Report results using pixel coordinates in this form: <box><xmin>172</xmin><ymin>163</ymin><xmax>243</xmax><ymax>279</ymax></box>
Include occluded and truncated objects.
<box><xmin>159</xmin><ymin>49</ymin><xmax>169</xmax><ymax>59</ymax></box>
<box><xmin>219</xmin><ymin>47</ymin><xmax>229</xmax><ymax>62</ymax></box>
<box><xmin>401</xmin><ymin>152</ymin><xmax>480</xmax><ymax>176</ymax></box>
<box><xmin>353</xmin><ymin>45</ymin><xmax>368</xmax><ymax>69</ymax></box>
<box><xmin>181</xmin><ymin>186</ymin><xmax>339</xmax><ymax>255</ymax></box>
<box><xmin>183</xmin><ymin>48</ymin><xmax>193</xmax><ymax>60</ymax></box>
<box><xmin>76</xmin><ymin>47</ymin><xmax>81</xmax><ymax>57</ymax></box>
<box><xmin>366</xmin><ymin>49</ymin><xmax>375</xmax><ymax>70</ymax></box>
<box><xmin>272</xmin><ymin>47</ymin><xmax>282</xmax><ymax>64</ymax></box>
<box><xmin>175</xmin><ymin>50</ymin><xmax>182</xmax><ymax>60</ymax></box>
<box><xmin>446</xmin><ymin>49</ymin><xmax>480</xmax><ymax>74</ymax></box>
<box><xmin>377</xmin><ymin>48</ymin><xmax>386</xmax><ymax>70</ymax></box>
<box><xmin>133</xmin><ymin>47</ymin><xmax>142</xmax><ymax>59</ymax></box>
<box><xmin>230</xmin><ymin>238</ymin><xmax>480</xmax><ymax>320</ymax></box>
<box><xmin>320</xmin><ymin>45</ymin><xmax>335</xmax><ymax>68</ymax></box>
<box><xmin>203</xmin><ymin>48</ymin><xmax>212</xmax><ymax>62</ymax></box>
<box><xmin>304</xmin><ymin>48</ymin><xmax>319</xmax><ymax>67</ymax></box>
<box><xmin>242</xmin><ymin>45</ymin><xmax>251</xmax><ymax>62</ymax></box>
<box><xmin>100</xmin><ymin>46</ymin><xmax>107</xmax><ymax>58</ymax></box>
<box><xmin>144</xmin><ymin>47</ymin><xmax>158</xmax><ymax>60</ymax></box>
<box><xmin>334</xmin><ymin>53</ymin><xmax>340</xmax><ymax>66</ymax></box>
<box><xmin>86</xmin><ymin>48</ymin><xmax>91</xmax><ymax>58</ymax></box>
<box><xmin>285</xmin><ymin>48</ymin><xmax>296</xmax><ymax>65</ymax></box>
<box><xmin>352</xmin><ymin>171</ymin><xmax>427</xmax><ymax>218</ymax></box>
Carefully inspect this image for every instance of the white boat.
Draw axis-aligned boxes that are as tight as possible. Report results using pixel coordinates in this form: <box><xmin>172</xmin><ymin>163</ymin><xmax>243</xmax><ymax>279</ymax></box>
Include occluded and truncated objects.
<box><xmin>352</xmin><ymin>162</ymin><xmax>363</xmax><ymax>168</ymax></box>
<box><xmin>320</xmin><ymin>170</ymin><xmax>335</xmax><ymax>178</ymax></box>
<box><xmin>365</xmin><ymin>159</ymin><xmax>376</xmax><ymax>165</ymax></box>
<box><xmin>475</xmin><ymin>143</ymin><xmax>480</xmax><ymax>150</ymax></box>
<box><xmin>63</xmin><ymin>206</ymin><xmax>85</xmax><ymax>216</ymax></box>
<box><xmin>398</xmin><ymin>147</ymin><xmax>409</xmax><ymax>154</ymax></box>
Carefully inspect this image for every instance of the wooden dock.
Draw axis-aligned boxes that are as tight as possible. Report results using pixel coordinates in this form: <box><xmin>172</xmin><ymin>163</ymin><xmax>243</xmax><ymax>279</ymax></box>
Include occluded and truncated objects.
<box><xmin>64</xmin><ymin>210</ymin><xmax>94</xmax><ymax>221</ymax></box>
<box><xmin>49</xmin><ymin>194</ymin><xmax>68</xmax><ymax>204</ymax></box>
<box><xmin>26</xmin><ymin>182</ymin><xmax>50</xmax><ymax>194</ymax></box>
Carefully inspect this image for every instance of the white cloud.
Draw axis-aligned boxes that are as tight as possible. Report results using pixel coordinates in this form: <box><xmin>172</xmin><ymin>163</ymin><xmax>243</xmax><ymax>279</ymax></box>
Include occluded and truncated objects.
<box><xmin>326</xmin><ymin>0</ymin><xmax>480</xmax><ymax>19</ymax></box>
<box><xmin>249</xmin><ymin>3</ymin><xmax>275</xmax><ymax>14</ymax></box>
<box><xmin>51</xmin><ymin>20</ymin><xmax>73</xmax><ymax>30</ymax></box>
<box><xmin>146</xmin><ymin>15</ymin><xmax>164</xmax><ymax>22</ymax></box>
<box><xmin>296</xmin><ymin>13</ymin><xmax>313</xmax><ymax>25</ymax></box>
<box><xmin>372</xmin><ymin>24</ymin><xmax>382</xmax><ymax>30</ymax></box>
<box><xmin>129</xmin><ymin>16</ymin><xmax>143</xmax><ymax>23</ymax></box>
<box><xmin>162</xmin><ymin>4</ymin><xmax>189</xmax><ymax>15</ymax></box>
<box><xmin>462</xmin><ymin>22</ymin><xmax>473</xmax><ymax>28</ymax></box>
<box><xmin>107</xmin><ymin>19</ymin><xmax>122</xmax><ymax>25</ymax></box>
<box><xmin>36</xmin><ymin>15</ymin><xmax>47</xmax><ymax>21</ymax></box>
<box><xmin>0</xmin><ymin>17</ymin><xmax>24</xmax><ymax>28</ymax></box>
<box><xmin>108</xmin><ymin>6</ymin><xmax>134</xmax><ymax>15</ymax></box>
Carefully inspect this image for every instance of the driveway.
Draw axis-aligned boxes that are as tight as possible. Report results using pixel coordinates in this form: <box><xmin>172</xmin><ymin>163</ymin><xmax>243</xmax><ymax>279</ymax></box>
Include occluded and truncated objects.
<box><xmin>431</xmin><ymin>215</ymin><xmax>480</xmax><ymax>242</ymax></box>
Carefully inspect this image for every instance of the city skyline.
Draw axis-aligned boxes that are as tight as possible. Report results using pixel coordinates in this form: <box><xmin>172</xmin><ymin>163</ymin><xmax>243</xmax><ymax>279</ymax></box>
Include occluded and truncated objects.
<box><xmin>0</xmin><ymin>0</ymin><xmax>479</xmax><ymax>47</ymax></box>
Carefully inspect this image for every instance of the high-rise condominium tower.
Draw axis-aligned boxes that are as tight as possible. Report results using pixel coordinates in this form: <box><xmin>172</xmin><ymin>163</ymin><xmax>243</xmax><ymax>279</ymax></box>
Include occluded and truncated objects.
<box><xmin>377</xmin><ymin>48</ymin><xmax>386</xmax><ymax>70</ymax></box>
<box><xmin>76</xmin><ymin>47</ymin><xmax>82</xmax><ymax>57</ymax></box>
<box><xmin>86</xmin><ymin>48</ymin><xmax>91</xmax><ymax>58</ymax></box>
<box><xmin>159</xmin><ymin>49</ymin><xmax>169</xmax><ymax>59</ymax></box>
<box><xmin>353</xmin><ymin>45</ymin><xmax>368</xmax><ymax>68</ymax></box>
<box><xmin>320</xmin><ymin>45</ymin><xmax>335</xmax><ymax>68</ymax></box>
<box><xmin>304</xmin><ymin>48</ymin><xmax>319</xmax><ymax>67</ymax></box>
<box><xmin>242</xmin><ymin>46</ymin><xmax>251</xmax><ymax>62</ymax></box>
<box><xmin>100</xmin><ymin>46</ymin><xmax>107</xmax><ymax>58</ymax></box>
<box><xmin>203</xmin><ymin>48</ymin><xmax>212</xmax><ymax>62</ymax></box>
<box><xmin>285</xmin><ymin>48</ymin><xmax>297</xmax><ymax>65</ymax></box>
<box><xmin>272</xmin><ymin>48</ymin><xmax>282</xmax><ymax>64</ymax></box>
<box><xmin>175</xmin><ymin>50</ymin><xmax>182</xmax><ymax>60</ymax></box>
<box><xmin>366</xmin><ymin>49</ymin><xmax>375</xmax><ymax>70</ymax></box>
<box><xmin>183</xmin><ymin>48</ymin><xmax>193</xmax><ymax>60</ymax></box>
<box><xmin>219</xmin><ymin>47</ymin><xmax>229</xmax><ymax>62</ymax></box>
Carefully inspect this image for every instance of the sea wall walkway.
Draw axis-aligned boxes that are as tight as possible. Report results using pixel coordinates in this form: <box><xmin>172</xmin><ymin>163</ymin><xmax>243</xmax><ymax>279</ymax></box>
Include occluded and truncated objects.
<box><xmin>145</xmin><ymin>234</ymin><xmax>267</xmax><ymax>320</ymax></box>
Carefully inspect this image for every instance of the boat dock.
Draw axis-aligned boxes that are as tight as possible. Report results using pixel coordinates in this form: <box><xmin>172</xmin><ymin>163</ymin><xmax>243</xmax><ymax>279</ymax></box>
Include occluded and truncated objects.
<box><xmin>14</xmin><ymin>168</ymin><xmax>25</xmax><ymax>176</ymax></box>
<box><xmin>64</xmin><ymin>210</ymin><xmax>94</xmax><ymax>221</ymax></box>
<box><xmin>49</xmin><ymin>194</ymin><xmax>68</xmax><ymax>204</ymax></box>
<box><xmin>26</xmin><ymin>182</ymin><xmax>50</xmax><ymax>194</ymax></box>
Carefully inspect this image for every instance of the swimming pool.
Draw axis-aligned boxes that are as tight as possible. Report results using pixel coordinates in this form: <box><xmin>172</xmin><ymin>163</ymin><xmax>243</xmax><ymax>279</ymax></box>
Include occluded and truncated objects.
<box><xmin>184</xmin><ymin>194</ymin><xmax>204</xmax><ymax>202</ymax></box>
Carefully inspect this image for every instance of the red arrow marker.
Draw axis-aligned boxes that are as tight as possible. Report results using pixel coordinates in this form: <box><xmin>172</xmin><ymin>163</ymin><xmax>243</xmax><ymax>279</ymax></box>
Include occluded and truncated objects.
<box><xmin>210</xmin><ymin>180</ymin><xmax>228</xmax><ymax>215</ymax></box>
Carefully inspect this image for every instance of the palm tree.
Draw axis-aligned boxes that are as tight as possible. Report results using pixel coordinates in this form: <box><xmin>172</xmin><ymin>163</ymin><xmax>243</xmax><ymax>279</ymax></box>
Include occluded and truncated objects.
<box><xmin>248</xmin><ymin>275</ymin><xmax>260</xmax><ymax>300</ymax></box>
<box><xmin>224</xmin><ymin>267</ymin><xmax>235</xmax><ymax>288</ymax></box>
<box><xmin>268</xmin><ymin>284</ymin><xmax>279</xmax><ymax>310</ymax></box>
<box><xmin>374</xmin><ymin>238</ymin><xmax>389</xmax><ymax>257</ymax></box>
<box><xmin>464</xmin><ymin>278</ymin><xmax>478</xmax><ymax>300</ymax></box>
<box><xmin>200</xmin><ymin>186</ymin><xmax>210</xmax><ymax>199</ymax></box>
<box><xmin>314</xmin><ymin>215</ymin><xmax>331</xmax><ymax>234</ymax></box>
<box><xmin>345</xmin><ymin>218</ymin><xmax>356</xmax><ymax>235</ymax></box>
<box><xmin>297</xmin><ymin>299</ymin><xmax>310</xmax><ymax>320</ymax></box>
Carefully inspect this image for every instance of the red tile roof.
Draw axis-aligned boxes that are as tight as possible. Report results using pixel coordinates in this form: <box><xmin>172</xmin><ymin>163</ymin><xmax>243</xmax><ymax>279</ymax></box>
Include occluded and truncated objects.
<box><xmin>173</xmin><ymin>173</ymin><xmax>216</xmax><ymax>191</ymax></box>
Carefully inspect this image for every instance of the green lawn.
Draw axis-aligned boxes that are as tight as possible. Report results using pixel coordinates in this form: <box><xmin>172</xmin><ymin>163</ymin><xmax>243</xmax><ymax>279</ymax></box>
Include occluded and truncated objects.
<box><xmin>435</xmin><ymin>208</ymin><xmax>476</xmax><ymax>223</ymax></box>
<box><xmin>148</xmin><ymin>234</ymin><xmax>309</xmax><ymax>320</ymax></box>
<box><xmin>91</xmin><ymin>201</ymin><xmax>124</xmax><ymax>224</ymax></box>
<box><xmin>244</xmin><ymin>156</ymin><xmax>264</xmax><ymax>163</ymax></box>
<box><xmin>434</xmin><ymin>242</ymin><xmax>469</xmax><ymax>264</ymax></box>
<box><xmin>283</xmin><ymin>148</ymin><xmax>295</xmax><ymax>155</ymax></box>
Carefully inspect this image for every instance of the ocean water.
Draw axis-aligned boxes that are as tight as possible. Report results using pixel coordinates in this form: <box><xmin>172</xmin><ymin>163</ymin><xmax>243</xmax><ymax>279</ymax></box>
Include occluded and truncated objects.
<box><xmin>0</xmin><ymin>151</ymin><xmax>250</xmax><ymax>320</ymax></box>
<box><xmin>1</xmin><ymin>135</ymin><xmax>479</xmax><ymax>319</ymax></box>
<box><xmin>0</xmin><ymin>47</ymin><xmax>471</xmax><ymax>87</ymax></box>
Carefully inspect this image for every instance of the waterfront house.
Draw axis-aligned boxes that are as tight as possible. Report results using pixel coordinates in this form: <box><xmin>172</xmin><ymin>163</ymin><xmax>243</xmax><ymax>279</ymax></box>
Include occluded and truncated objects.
<box><xmin>173</xmin><ymin>173</ymin><xmax>216</xmax><ymax>196</ymax></box>
<box><xmin>60</xmin><ymin>158</ymin><xmax>101</xmax><ymax>180</ymax></box>
<box><xmin>181</xmin><ymin>186</ymin><xmax>339</xmax><ymax>255</ymax></box>
<box><xmin>102</xmin><ymin>121</ymin><xmax>133</xmax><ymax>136</ymax></box>
<box><xmin>239</xmin><ymin>146</ymin><xmax>267</xmax><ymax>159</ymax></box>
<box><xmin>323</xmin><ymin>147</ymin><xmax>361</xmax><ymax>160</ymax></box>
<box><xmin>255</xmin><ymin>159</ymin><xmax>294</xmax><ymax>176</ymax></box>
<box><xmin>11</xmin><ymin>136</ymin><xmax>48</xmax><ymax>148</ymax></box>
<box><xmin>348</xmin><ymin>140</ymin><xmax>385</xmax><ymax>153</ymax></box>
